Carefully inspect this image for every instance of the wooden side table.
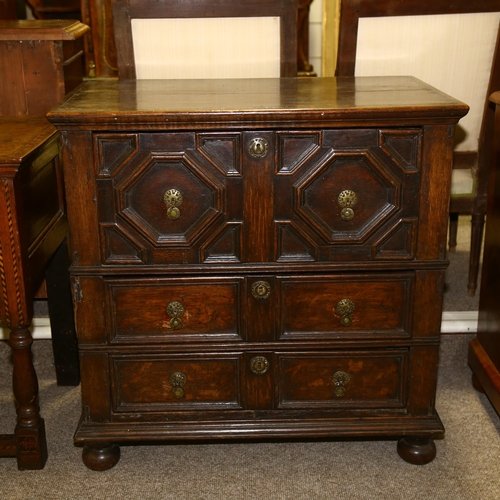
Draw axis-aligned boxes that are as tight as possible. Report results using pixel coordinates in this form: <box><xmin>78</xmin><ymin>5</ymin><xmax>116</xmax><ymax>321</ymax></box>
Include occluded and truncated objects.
<box><xmin>0</xmin><ymin>116</ymin><xmax>71</xmax><ymax>469</ymax></box>
<box><xmin>469</xmin><ymin>91</ymin><xmax>500</xmax><ymax>411</ymax></box>
<box><xmin>0</xmin><ymin>20</ymin><xmax>89</xmax><ymax>116</ymax></box>
<box><xmin>0</xmin><ymin>19</ymin><xmax>85</xmax><ymax>387</ymax></box>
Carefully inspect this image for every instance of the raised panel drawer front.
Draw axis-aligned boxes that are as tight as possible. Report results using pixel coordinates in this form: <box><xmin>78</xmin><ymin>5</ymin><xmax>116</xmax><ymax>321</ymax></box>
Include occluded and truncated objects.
<box><xmin>94</xmin><ymin>128</ymin><xmax>422</xmax><ymax>266</ymax></box>
<box><xmin>275</xmin><ymin>128</ymin><xmax>421</xmax><ymax>262</ymax></box>
<box><xmin>107</xmin><ymin>277</ymin><xmax>243</xmax><ymax>343</ymax></box>
<box><xmin>111</xmin><ymin>353</ymin><xmax>242</xmax><ymax>412</ymax></box>
<box><xmin>278</xmin><ymin>274</ymin><xmax>413</xmax><ymax>340</ymax></box>
<box><xmin>95</xmin><ymin>132</ymin><xmax>244</xmax><ymax>265</ymax></box>
<box><xmin>277</xmin><ymin>350</ymin><xmax>408</xmax><ymax>409</ymax></box>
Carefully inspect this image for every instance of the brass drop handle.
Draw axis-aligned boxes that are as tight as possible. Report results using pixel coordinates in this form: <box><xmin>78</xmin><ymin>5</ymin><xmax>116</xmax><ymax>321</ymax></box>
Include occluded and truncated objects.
<box><xmin>332</xmin><ymin>370</ymin><xmax>351</xmax><ymax>398</ymax></box>
<box><xmin>336</xmin><ymin>298</ymin><xmax>355</xmax><ymax>327</ymax></box>
<box><xmin>250</xmin><ymin>356</ymin><xmax>269</xmax><ymax>375</ymax></box>
<box><xmin>167</xmin><ymin>301</ymin><xmax>185</xmax><ymax>330</ymax></box>
<box><xmin>338</xmin><ymin>190</ymin><xmax>357</xmax><ymax>221</ymax></box>
<box><xmin>251</xmin><ymin>281</ymin><xmax>271</xmax><ymax>300</ymax></box>
<box><xmin>169</xmin><ymin>371</ymin><xmax>187</xmax><ymax>399</ymax></box>
<box><xmin>248</xmin><ymin>138</ymin><xmax>269</xmax><ymax>158</ymax></box>
<box><xmin>164</xmin><ymin>188</ymin><xmax>183</xmax><ymax>220</ymax></box>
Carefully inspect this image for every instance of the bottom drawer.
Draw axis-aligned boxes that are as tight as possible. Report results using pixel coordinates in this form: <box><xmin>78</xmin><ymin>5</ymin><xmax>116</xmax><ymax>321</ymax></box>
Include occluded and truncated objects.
<box><xmin>111</xmin><ymin>353</ymin><xmax>243</xmax><ymax>412</ymax></box>
<box><xmin>109</xmin><ymin>349</ymin><xmax>409</xmax><ymax>415</ymax></box>
<box><xmin>277</xmin><ymin>350</ymin><xmax>409</xmax><ymax>410</ymax></box>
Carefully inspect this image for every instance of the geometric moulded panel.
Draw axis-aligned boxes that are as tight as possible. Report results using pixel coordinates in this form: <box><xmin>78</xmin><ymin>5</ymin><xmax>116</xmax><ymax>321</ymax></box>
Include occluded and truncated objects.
<box><xmin>201</xmin><ymin>223</ymin><xmax>242</xmax><ymax>263</ymax></box>
<box><xmin>276</xmin><ymin>222</ymin><xmax>316</xmax><ymax>261</ymax></box>
<box><xmin>118</xmin><ymin>153</ymin><xmax>223</xmax><ymax>246</ymax></box>
<box><xmin>101</xmin><ymin>224</ymin><xmax>145</xmax><ymax>264</ymax></box>
<box><xmin>373</xmin><ymin>219</ymin><xmax>417</xmax><ymax>260</ymax></box>
<box><xmin>295</xmin><ymin>151</ymin><xmax>400</xmax><ymax>243</ymax></box>
<box><xmin>95</xmin><ymin>134</ymin><xmax>139</xmax><ymax>177</ymax></box>
<box><xmin>379</xmin><ymin>130</ymin><xmax>421</xmax><ymax>173</ymax></box>
<box><xmin>277</xmin><ymin>132</ymin><xmax>321</xmax><ymax>174</ymax></box>
<box><xmin>197</xmin><ymin>133</ymin><xmax>241</xmax><ymax>176</ymax></box>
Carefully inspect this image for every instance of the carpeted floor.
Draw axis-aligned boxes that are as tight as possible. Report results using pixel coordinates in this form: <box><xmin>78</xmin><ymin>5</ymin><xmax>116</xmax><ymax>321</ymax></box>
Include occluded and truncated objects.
<box><xmin>1</xmin><ymin>335</ymin><xmax>500</xmax><ymax>499</ymax></box>
<box><xmin>1</xmin><ymin>216</ymin><xmax>497</xmax><ymax>499</ymax></box>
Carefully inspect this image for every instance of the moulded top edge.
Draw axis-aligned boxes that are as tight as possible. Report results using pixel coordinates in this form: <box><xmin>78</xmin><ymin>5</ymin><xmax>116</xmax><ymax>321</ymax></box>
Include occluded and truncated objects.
<box><xmin>46</xmin><ymin>76</ymin><xmax>469</xmax><ymax>126</ymax></box>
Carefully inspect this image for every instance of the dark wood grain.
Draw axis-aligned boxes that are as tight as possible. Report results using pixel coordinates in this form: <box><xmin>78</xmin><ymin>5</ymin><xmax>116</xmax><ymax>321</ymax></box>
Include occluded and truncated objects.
<box><xmin>47</xmin><ymin>77</ymin><xmax>468</xmax><ymax>128</ymax></box>
<box><xmin>297</xmin><ymin>0</ymin><xmax>314</xmax><ymax>74</ymax></box>
<box><xmin>0</xmin><ymin>20</ymin><xmax>88</xmax><ymax>116</ymax></box>
<box><xmin>80</xmin><ymin>0</ymin><xmax>117</xmax><ymax>78</ymax></box>
<box><xmin>469</xmin><ymin>92</ymin><xmax>500</xmax><ymax>415</ymax></box>
<box><xmin>0</xmin><ymin>117</ymin><xmax>66</xmax><ymax>469</ymax></box>
<box><xmin>48</xmin><ymin>76</ymin><xmax>466</xmax><ymax>470</ymax></box>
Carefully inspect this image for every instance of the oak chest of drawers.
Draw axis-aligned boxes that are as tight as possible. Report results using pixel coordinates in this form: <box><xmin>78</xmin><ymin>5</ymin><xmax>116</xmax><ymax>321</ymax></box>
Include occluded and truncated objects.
<box><xmin>47</xmin><ymin>76</ymin><xmax>468</xmax><ymax>470</ymax></box>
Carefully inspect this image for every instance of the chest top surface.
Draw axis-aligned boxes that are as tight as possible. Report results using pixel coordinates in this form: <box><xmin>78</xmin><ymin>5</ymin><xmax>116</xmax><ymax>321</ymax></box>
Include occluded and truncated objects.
<box><xmin>47</xmin><ymin>76</ymin><xmax>468</xmax><ymax>129</ymax></box>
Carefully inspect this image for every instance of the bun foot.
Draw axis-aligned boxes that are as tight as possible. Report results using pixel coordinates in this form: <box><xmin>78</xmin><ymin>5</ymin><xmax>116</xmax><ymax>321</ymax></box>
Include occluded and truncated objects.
<box><xmin>397</xmin><ymin>436</ymin><xmax>436</xmax><ymax>465</ymax></box>
<box><xmin>82</xmin><ymin>443</ymin><xmax>120</xmax><ymax>471</ymax></box>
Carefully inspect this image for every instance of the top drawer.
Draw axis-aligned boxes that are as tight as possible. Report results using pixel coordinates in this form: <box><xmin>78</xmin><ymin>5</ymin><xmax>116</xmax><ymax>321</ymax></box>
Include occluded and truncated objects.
<box><xmin>95</xmin><ymin>129</ymin><xmax>421</xmax><ymax>265</ymax></box>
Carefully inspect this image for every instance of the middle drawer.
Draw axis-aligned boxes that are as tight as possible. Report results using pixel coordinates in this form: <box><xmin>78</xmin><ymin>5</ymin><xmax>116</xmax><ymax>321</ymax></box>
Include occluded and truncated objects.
<box><xmin>108</xmin><ymin>276</ymin><xmax>243</xmax><ymax>343</ymax></box>
<box><xmin>104</xmin><ymin>272</ymin><xmax>414</xmax><ymax>344</ymax></box>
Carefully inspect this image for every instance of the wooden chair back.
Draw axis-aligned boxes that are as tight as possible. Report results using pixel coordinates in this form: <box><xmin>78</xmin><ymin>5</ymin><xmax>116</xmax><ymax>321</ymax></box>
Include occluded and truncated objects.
<box><xmin>111</xmin><ymin>0</ymin><xmax>298</xmax><ymax>79</ymax></box>
<box><xmin>336</xmin><ymin>0</ymin><xmax>500</xmax><ymax>296</ymax></box>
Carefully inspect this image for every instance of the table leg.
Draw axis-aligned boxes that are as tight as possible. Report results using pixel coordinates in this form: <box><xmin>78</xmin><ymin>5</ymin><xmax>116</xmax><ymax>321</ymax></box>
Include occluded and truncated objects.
<box><xmin>8</xmin><ymin>326</ymin><xmax>48</xmax><ymax>470</ymax></box>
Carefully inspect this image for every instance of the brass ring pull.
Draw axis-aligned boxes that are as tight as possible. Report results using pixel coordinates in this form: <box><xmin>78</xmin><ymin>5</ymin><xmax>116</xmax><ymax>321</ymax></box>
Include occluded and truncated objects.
<box><xmin>167</xmin><ymin>301</ymin><xmax>185</xmax><ymax>330</ymax></box>
<box><xmin>336</xmin><ymin>299</ymin><xmax>354</xmax><ymax>327</ymax></box>
<box><xmin>248</xmin><ymin>138</ymin><xmax>269</xmax><ymax>158</ymax></box>
<box><xmin>332</xmin><ymin>370</ymin><xmax>351</xmax><ymax>398</ymax></box>
<box><xmin>250</xmin><ymin>356</ymin><xmax>269</xmax><ymax>375</ymax></box>
<box><xmin>338</xmin><ymin>190</ymin><xmax>357</xmax><ymax>221</ymax></box>
<box><xmin>169</xmin><ymin>371</ymin><xmax>187</xmax><ymax>399</ymax></box>
<box><xmin>164</xmin><ymin>189</ymin><xmax>183</xmax><ymax>220</ymax></box>
<box><xmin>251</xmin><ymin>281</ymin><xmax>271</xmax><ymax>300</ymax></box>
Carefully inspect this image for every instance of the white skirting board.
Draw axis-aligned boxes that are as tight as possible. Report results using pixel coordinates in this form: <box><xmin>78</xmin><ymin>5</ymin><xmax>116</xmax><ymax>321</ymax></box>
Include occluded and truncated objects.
<box><xmin>440</xmin><ymin>311</ymin><xmax>479</xmax><ymax>333</ymax></box>
<box><xmin>0</xmin><ymin>311</ymin><xmax>479</xmax><ymax>340</ymax></box>
<box><xmin>0</xmin><ymin>317</ymin><xmax>52</xmax><ymax>340</ymax></box>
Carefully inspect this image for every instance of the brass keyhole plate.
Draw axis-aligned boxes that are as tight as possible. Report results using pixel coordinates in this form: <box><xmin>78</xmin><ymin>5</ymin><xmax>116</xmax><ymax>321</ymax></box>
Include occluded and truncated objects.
<box><xmin>248</xmin><ymin>138</ymin><xmax>269</xmax><ymax>158</ymax></box>
<box><xmin>250</xmin><ymin>356</ymin><xmax>269</xmax><ymax>375</ymax></box>
<box><xmin>251</xmin><ymin>281</ymin><xmax>271</xmax><ymax>300</ymax></box>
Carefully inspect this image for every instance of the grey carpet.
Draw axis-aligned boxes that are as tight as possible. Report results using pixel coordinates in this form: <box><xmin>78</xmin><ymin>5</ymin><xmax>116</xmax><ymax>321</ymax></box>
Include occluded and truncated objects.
<box><xmin>1</xmin><ymin>217</ymin><xmax>495</xmax><ymax>498</ymax></box>
<box><xmin>1</xmin><ymin>335</ymin><xmax>500</xmax><ymax>500</ymax></box>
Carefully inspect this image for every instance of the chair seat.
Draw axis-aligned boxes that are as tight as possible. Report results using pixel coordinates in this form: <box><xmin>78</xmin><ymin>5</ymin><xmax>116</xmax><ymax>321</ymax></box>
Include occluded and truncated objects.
<box><xmin>451</xmin><ymin>169</ymin><xmax>474</xmax><ymax>196</ymax></box>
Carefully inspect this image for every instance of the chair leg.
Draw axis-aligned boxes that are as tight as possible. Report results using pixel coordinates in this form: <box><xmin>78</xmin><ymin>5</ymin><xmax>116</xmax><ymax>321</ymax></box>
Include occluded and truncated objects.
<box><xmin>45</xmin><ymin>241</ymin><xmax>80</xmax><ymax>386</ymax></box>
<box><xmin>448</xmin><ymin>212</ymin><xmax>459</xmax><ymax>251</ymax></box>
<box><xmin>468</xmin><ymin>213</ymin><xmax>486</xmax><ymax>297</ymax></box>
